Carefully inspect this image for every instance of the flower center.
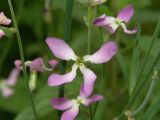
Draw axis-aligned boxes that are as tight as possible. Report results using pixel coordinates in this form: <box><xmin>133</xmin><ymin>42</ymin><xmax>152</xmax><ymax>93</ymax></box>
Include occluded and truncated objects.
<box><xmin>76</xmin><ymin>57</ymin><xmax>84</xmax><ymax>66</ymax></box>
<box><xmin>115</xmin><ymin>18</ymin><xmax>122</xmax><ymax>25</ymax></box>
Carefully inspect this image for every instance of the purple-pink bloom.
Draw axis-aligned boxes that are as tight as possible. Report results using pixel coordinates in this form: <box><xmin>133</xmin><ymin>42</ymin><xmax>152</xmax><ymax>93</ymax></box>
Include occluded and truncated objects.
<box><xmin>93</xmin><ymin>5</ymin><xmax>137</xmax><ymax>34</ymax></box>
<box><xmin>0</xmin><ymin>12</ymin><xmax>12</xmax><ymax>25</ymax></box>
<box><xmin>51</xmin><ymin>89</ymin><xmax>103</xmax><ymax>120</ymax></box>
<box><xmin>0</xmin><ymin>68</ymin><xmax>20</xmax><ymax>97</ymax></box>
<box><xmin>46</xmin><ymin>37</ymin><xmax>117</xmax><ymax>96</ymax></box>
<box><xmin>0</xmin><ymin>12</ymin><xmax>12</xmax><ymax>39</ymax></box>
<box><xmin>14</xmin><ymin>57</ymin><xmax>58</xmax><ymax>72</ymax></box>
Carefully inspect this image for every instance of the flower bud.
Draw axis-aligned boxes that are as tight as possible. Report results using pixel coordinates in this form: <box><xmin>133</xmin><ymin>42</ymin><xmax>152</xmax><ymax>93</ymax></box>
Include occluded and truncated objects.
<box><xmin>29</xmin><ymin>71</ymin><xmax>37</xmax><ymax>91</ymax></box>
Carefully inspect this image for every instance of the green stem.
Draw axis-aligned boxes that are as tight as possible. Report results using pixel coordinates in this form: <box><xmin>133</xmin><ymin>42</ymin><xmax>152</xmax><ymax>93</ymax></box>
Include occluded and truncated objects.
<box><xmin>118</xmin><ymin>52</ymin><xmax>160</xmax><ymax>120</ymax></box>
<box><xmin>93</xmin><ymin>7</ymin><xmax>106</xmax><ymax>118</ymax></box>
<box><xmin>137</xmin><ymin>19</ymin><xmax>160</xmax><ymax>81</ymax></box>
<box><xmin>8</xmin><ymin>0</ymin><xmax>37</xmax><ymax>119</ymax></box>
<box><xmin>132</xmin><ymin>73</ymin><xmax>157</xmax><ymax>116</ymax></box>
<box><xmin>87</xmin><ymin>6</ymin><xmax>96</xmax><ymax>54</ymax></box>
<box><xmin>117</xmin><ymin>19</ymin><xmax>160</xmax><ymax>120</ymax></box>
<box><xmin>87</xmin><ymin>5</ymin><xmax>96</xmax><ymax>120</ymax></box>
<box><xmin>58</xmin><ymin>0</ymin><xmax>74</xmax><ymax>119</ymax></box>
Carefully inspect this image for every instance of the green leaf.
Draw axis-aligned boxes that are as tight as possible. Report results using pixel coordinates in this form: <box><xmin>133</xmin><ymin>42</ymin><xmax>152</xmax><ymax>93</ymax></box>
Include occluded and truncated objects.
<box><xmin>116</xmin><ymin>51</ymin><xmax>128</xmax><ymax>81</ymax></box>
<box><xmin>142</xmin><ymin>95</ymin><xmax>160</xmax><ymax>120</ymax></box>
<box><xmin>129</xmin><ymin>24</ymin><xmax>141</xmax><ymax>96</ymax></box>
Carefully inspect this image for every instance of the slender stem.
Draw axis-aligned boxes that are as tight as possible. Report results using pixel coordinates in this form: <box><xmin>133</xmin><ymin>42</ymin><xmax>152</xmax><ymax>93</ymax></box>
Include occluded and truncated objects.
<box><xmin>0</xmin><ymin>38</ymin><xmax>13</xmax><ymax>74</ymax></box>
<box><xmin>132</xmin><ymin>74</ymin><xmax>157</xmax><ymax>116</ymax></box>
<box><xmin>58</xmin><ymin>0</ymin><xmax>74</xmax><ymax>119</ymax></box>
<box><xmin>93</xmin><ymin>7</ymin><xmax>106</xmax><ymax>118</ymax></box>
<box><xmin>118</xmin><ymin>52</ymin><xmax>160</xmax><ymax>120</ymax></box>
<box><xmin>137</xmin><ymin>20</ymin><xmax>160</xmax><ymax>81</ymax></box>
<box><xmin>8</xmin><ymin>0</ymin><xmax>37</xmax><ymax>119</ymax></box>
<box><xmin>87</xmin><ymin>6</ymin><xmax>96</xmax><ymax>54</ymax></box>
<box><xmin>86</xmin><ymin>5</ymin><xmax>96</xmax><ymax>120</ymax></box>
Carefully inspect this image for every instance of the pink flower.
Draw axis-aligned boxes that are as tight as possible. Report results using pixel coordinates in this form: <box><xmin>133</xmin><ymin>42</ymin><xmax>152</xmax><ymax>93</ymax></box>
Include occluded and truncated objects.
<box><xmin>14</xmin><ymin>57</ymin><xmax>58</xmax><ymax>72</ymax></box>
<box><xmin>93</xmin><ymin>5</ymin><xmax>137</xmax><ymax>34</ymax></box>
<box><xmin>0</xmin><ymin>68</ymin><xmax>20</xmax><ymax>97</ymax></box>
<box><xmin>51</xmin><ymin>89</ymin><xmax>103</xmax><ymax>120</ymax></box>
<box><xmin>0</xmin><ymin>12</ymin><xmax>12</xmax><ymax>39</ymax></box>
<box><xmin>46</xmin><ymin>37</ymin><xmax>117</xmax><ymax>96</ymax></box>
<box><xmin>14</xmin><ymin>58</ymin><xmax>58</xmax><ymax>90</ymax></box>
<box><xmin>0</xmin><ymin>12</ymin><xmax>12</xmax><ymax>25</ymax></box>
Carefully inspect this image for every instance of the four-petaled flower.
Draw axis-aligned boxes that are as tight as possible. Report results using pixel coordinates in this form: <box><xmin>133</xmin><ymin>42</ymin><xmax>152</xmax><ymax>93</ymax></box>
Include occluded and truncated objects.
<box><xmin>46</xmin><ymin>37</ymin><xmax>117</xmax><ymax>96</ymax></box>
<box><xmin>93</xmin><ymin>5</ymin><xmax>137</xmax><ymax>34</ymax></box>
<box><xmin>51</xmin><ymin>88</ymin><xmax>103</xmax><ymax>120</ymax></box>
<box><xmin>0</xmin><ymin>12</ymin><xmax>12</xmax><ymax>39</ymax></box>
<box><xmin>0</xmin><ymin>68</ymin><xmax>20</xmax><ymax>97</ymax></box>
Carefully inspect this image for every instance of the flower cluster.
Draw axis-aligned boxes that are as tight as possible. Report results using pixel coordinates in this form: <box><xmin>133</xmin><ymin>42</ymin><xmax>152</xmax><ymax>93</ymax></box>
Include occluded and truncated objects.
<box><xmin>0</xmin><ymin>3</ymin><xmax>137</xmax><ymax>120</ymax></box>
<box><xmin>0</xmin><ymin>12</ymin><xmax>12</xmax><ymax>39</ymax></box>
<box><xmin>45</xmin><ymin>4</ymin><xmax>137</xmax><ymax>120</ymax></box>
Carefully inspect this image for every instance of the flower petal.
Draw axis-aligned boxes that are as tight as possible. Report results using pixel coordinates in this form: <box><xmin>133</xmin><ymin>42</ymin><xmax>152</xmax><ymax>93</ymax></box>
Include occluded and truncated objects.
<box><xmin>61</xmin><ymin>105</ymin><xmax>79</xmax><ymax>120</ymax></box>
<box><xmin>14</xmin><ymin>60</ymin><xmax>22</xmax><ymax>70</ymax></box>
<box><xmin>28</xmin><ymin>58</ymin><xmax>44</xmax><ymax>72</ymax></box>
<box><xmin>121</xmin><ymin>23</ymin><xmax>137</xmax><ymax>34</ymax></box>
<box><xmin>93</xmin><ymin>15</ymin><xmax>119</xmax><ymax>34</ymax></box>
<box><xmin>6</xmin><ymin>68</ymin><xmax>20</xmax><ymax>86</ymax></box>
<box><xmin>83</xmin><ymin>41</ymin><xmax>117</xmax><ymax>64</ymax></box>
<box><xmin>117</xmin><ymin>5</ymin><xmax>134</xmax><ymax>23</ymax></box>
<box><xmin>48</xmin><ymin>59</ymin><xmax>59</xmax><ymax>69</ymax></box>
<box><xmin>0</xmin><ymin>29</ymin><xmax>5</xmax><ymax>39</ymax></box>
<box><xmin>46</xmin><ymin>37</ymin><xmax>77</xmax><ymax>61</ymax></box>
<box><xmin>82</xmin><ymin>95</ymin><xmax>104</xmax><ymax>106</ymax></box>
<box><xmin>2</xmin><ymin>87</ymin><xmax>13</xmax><ymax>97</ymax></box>
<box><xmin>93</xmin><ymin>14</ymin><xmax>107</xmax><ymax>26</ymax></box>
<box><xmin>48</xmin><ymin>64</ymin><xmax>78</xmax><ymax>86</ymax></box>
<box><xmin>51</xmin><ymin>98</ymin><xmax>73</xmax><ymax>110</ymax></box>
<box><xmin>80</xmin><ymin>65</ymin><xmax>96</xmax><ymax>96</ymax></box>
<box><xmin>0</xmin><ymin>12</ymin><xmax>12</xmax><ymax>25</ymax></box>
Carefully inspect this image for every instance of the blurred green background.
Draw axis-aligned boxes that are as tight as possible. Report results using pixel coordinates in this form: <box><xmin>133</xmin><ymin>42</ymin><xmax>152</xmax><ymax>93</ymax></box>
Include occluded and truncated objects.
<box><xmin>0</xmin><ymin>0</ymin><xmax>160</xmax><ymax>120</ymax></box>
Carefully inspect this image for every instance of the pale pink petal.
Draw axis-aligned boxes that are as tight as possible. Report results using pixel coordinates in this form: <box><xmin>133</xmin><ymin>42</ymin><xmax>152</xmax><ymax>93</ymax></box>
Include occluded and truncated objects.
<box><xmin>121</xmin><ymin>23</ymin><xmax>138</xmax><ymax>34</ymax></box>
<box><xmin>61</xmin><ymin>105</ymin><xmax>79</xmax><ymax>120</ymax></box>
<box><xmin>2</xmin><ymin>87</ymin><xmax>13</xmax><ymax>97</ymax></box>
<box><xmin>51</xmin><ymin>98</ymin><xmax>73</xmax><ymax>110</ymax></box>
<box><xmin>93</xmin><ymin>15</ymin><xmax>119</xmax><ymax>34</ymax></box>
<box><xmin>82</xmin><ymin>95</ymin><xmax>104</xmax><ymax>106</ymax></box>
<box><xmin>48</xmin><ymin>59</ymin><xmax>59</xmax><ymax>68</ymax></box>
<box><xmin>93</xmin><ymin>14</ymin><xmax>107</xmax><ymax>26</ymax></box>
<box><xmin>117</xmin><ymin>5</ymin><xmax>134</xmax><ymax>23</ymax></box>
<box><xmin>6</xmin><ymin>68</ymin><xmax>20</xmax><ymax>86</ymax></box>
<box><xmin>14</xmin><ymin>60</ymin><xmax>22</xmax><ymax>70</ymax></box>
<box><xmin>46</xmin><ymin>37</ymin><xmax>77</xmax><ymax>61</ymax></box>
<box><xmin>83</xmin><ymin>41</ymin><xmax>117</xmax><ymax>64</ymax></box>
<box><xmin>80</xmin><ymin>65</ymin><xmax>96</xmax><ymax>96</ymax></box>
<box><xmin>0</xmin><ymin>29</ymin><xmax>5</xmax><ymax>39</ymax></box>
<box><xmin>0</xmin><ymin>12</ymin><xmax>12</xmax><ymax>25</ymax></box>
<box><xmin>48</xmin><ymin>64</ymin><xmax>78</xmax><ymax>86</ymax></box>
<box><xmin>28</xmin><ymin>58</ymin><xmax>44</xmax><ymax>72</ymax></box>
